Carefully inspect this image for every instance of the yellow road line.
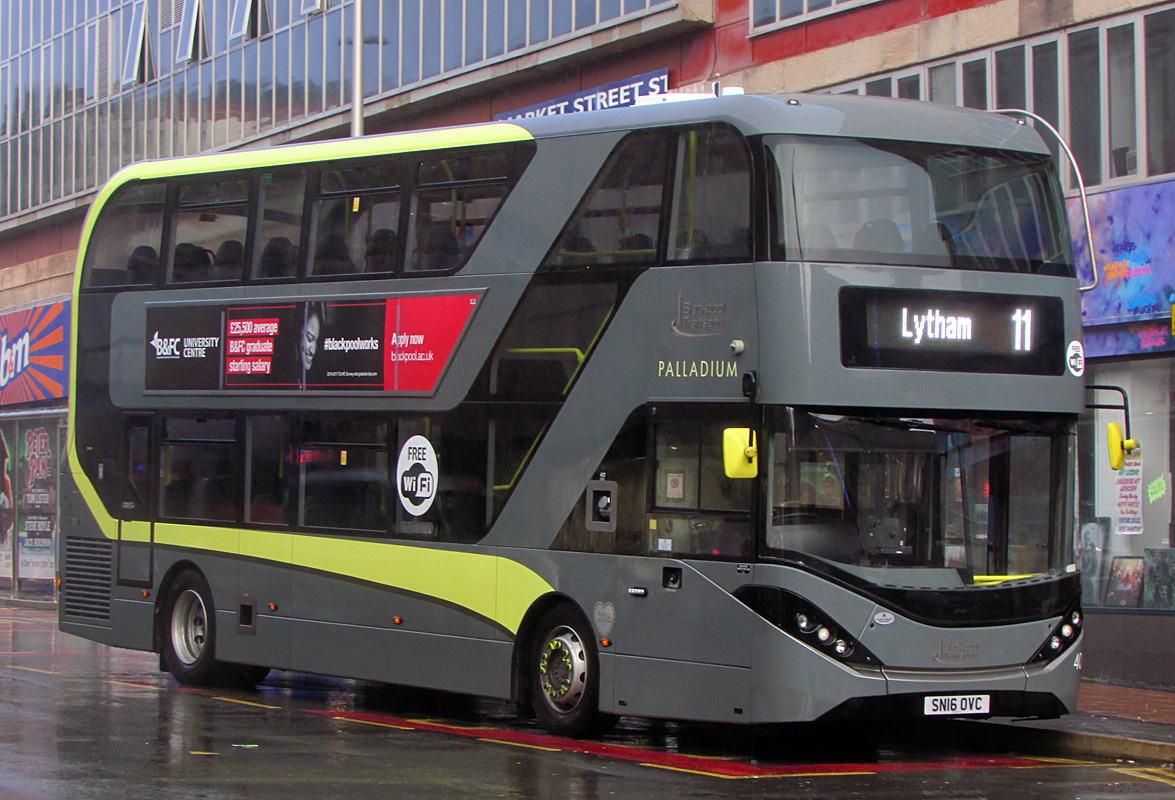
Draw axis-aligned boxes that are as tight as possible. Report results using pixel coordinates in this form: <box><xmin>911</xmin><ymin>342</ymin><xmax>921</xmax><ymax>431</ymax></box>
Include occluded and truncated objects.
<box><xmin>640</xmin><ymin>763</ymin><xmax>876</xmax><ymax>780</ymax></box>
<box><xmin>110</xmin><ymin>680</ymin><xmax>166</xmax><ymax>691</ymax></box>
<box><xmin>476</xmin><ymin>738</ymin><xmax>561</xmax><ymax>752</ymax></box>
<box><xmin>212</xmin><ymin>696</ymin><xmax>282</xmax><ymax>709</ymax></box>
<box><xmin>10</xmin><ymin>666</ymin><xmax>57</xmax><ymax>675</ymax></box>
<box><xmin>1116</xmin><ymin>767</ymin><xmax>1175</xmax><ymax>788</ymax></box>
<box><xmin>333</xmin><ymin>715</ymin><xmax>413</xmax><ymax>731</ymax></box>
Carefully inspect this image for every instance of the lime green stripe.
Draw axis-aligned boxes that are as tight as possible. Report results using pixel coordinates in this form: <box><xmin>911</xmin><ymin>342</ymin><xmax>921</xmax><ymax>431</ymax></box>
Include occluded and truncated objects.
<box><xmin>148</xmin><ymin>523</ymin><xmax>552</xmax><ymax>635</ymax></box>
<box><xmin>137</xmin><ymin>123</ymin><xmax>531</xmax><ymax>179</ymax></box>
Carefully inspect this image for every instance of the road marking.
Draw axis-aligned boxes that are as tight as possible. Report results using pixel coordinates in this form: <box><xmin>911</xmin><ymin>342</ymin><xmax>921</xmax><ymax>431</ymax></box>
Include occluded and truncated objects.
<box><xmin>334</xmin><ymin>715</ymin><xmax>412</xmax><ymax>731</ymax></box>
<box><xmin>642</xmin><ymin>762</ymin><xmax>875</xmax><ymax>780</ymax></box>
<box><xmin>1116</xmin><ymin>767</ymin><xmax>1175</xmax><ymax>788</ymax></box>
<box><xmin>477</xmin><ymin>738</ymin><xmax>561</xmax><ymax>752</ymax></box>
<box><xmin>110</xmin><ymin>680</ymin><xmax>167</xmax><ymax>692</ymax></box>
<box><xmin>310</xmin><ymin>709</ymin><xmax>1061</xmax><ymax>779</ymax></box>
<box><xmin>212</xmin><ymin>696</ymin><xmax>282</xmax><ymax>709</ymax></box>
<box><xmin>9</xmin><ymin>665</ymin><xmax>57</xmax><ymax>675</ymax></box>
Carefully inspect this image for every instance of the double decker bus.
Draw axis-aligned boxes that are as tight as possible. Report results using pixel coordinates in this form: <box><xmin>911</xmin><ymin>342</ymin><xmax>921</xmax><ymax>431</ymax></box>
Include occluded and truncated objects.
<box><xmin>60</xmin><ymin>93</ymin><xmax>1086</xmax><ymax>737</ymax></box>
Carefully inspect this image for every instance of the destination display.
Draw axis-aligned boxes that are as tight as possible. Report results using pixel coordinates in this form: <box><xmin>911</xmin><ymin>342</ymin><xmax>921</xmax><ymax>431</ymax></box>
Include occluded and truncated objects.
<box><xmin>839</xmin><ymin>287</ymin><xmax>1065</xmax><ymax>375</ymax></box>
<box><xmin>145</xmin><ymin>293</ymin><xmax>480</xmax><ymax>393</ymax></box>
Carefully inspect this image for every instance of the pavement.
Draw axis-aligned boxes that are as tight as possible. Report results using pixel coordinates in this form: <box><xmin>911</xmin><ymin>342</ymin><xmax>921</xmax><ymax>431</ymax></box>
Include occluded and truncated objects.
<box><xmin>978</xmin><ymin>680</ymin><xmax>1175</xmax><ymax>764</ymax></box>
<box><xmin>5</xmin><ymin>593</ymin><xmax>1173</xmax><ymax>763</ymax></box>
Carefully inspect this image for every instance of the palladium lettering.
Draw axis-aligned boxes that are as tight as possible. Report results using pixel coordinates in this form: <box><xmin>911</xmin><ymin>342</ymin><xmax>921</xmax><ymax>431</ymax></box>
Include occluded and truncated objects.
<box><xmin>658</xmin><ymin>360</ymin><xmax>739</xmax><ymax>379</ymax></box>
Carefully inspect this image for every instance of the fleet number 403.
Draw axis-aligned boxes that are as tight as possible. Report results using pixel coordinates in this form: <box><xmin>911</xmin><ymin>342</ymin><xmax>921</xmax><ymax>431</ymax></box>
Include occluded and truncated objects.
<box><xmin>923</xmin><ymin>694</ymin><xmax>990</xmax><ymax>715</ymax></box>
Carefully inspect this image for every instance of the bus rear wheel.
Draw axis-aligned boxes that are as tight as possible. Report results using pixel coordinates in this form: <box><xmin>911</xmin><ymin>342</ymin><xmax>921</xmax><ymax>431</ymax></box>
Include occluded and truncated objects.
<box><xmin>164</xmin><ymin>571</ymin><xmax>220</xmax><ymax>686</ymax></box>
<box><xmin>162</xmin><ymin>571</ymin><xmax>270</xmax><ymax>688</ymax></box>
<box><xmin>529</xmin><ymin>605</ymin><xmax>608</xmax><ymax>738</ymax></box>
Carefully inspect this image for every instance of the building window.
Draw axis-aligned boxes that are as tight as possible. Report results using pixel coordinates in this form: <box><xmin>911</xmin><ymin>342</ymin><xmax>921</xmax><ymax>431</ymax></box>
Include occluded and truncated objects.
<box><xmin>121</xmin><ymin>0</ymin><xmax>156</xmax><ymax>88</ymax></box>
<box><xmin>827</xmin><ymin>3</ymin><xmax>1175</xmax><ymax>190</ymax></box>
<box><xmin>230</xmin><ymin>0</ymin><xmax>273</xmax><ymax>41</ymax></box>
<box><xmin>1145</xmin><ymin>8</ymin><xmax>1175</xmax><ymax>177</ymax></box>
<box><xmin>175</xmin><ymin>0</ymin><xmax>210</xmax><ymax>64</ymax></box>
<box><xmin>751</xmin><ymin>0</ymin><xmax>883</xmax><ymax>33</ymax></box>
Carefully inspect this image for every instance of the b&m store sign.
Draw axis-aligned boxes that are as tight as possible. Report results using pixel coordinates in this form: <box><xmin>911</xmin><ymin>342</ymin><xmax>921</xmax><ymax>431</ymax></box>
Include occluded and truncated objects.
<box><xmin>0</xmin><ymin>301</ymin><xmax>70</xmax><ymax>406</ymax></box>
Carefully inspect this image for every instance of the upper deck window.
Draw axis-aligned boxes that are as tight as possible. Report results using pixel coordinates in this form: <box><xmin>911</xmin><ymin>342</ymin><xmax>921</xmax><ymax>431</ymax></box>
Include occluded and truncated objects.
<box><xmin>82</xmin><ymin>182</ymin><xmax>166</xmax><ymax>288</ymax></box>
<box><xmin>170</xmin><ymin>178</ymin><xmax>251</xmax><ymax>283</ymax></box>
<box><xmin>769</xmin><ymin>136</ymin><xmax>1074</xmax><ymax>276</ymax></box>
<box><xmin>406</xmin><ymin>152</ymin><xmax>513</xmax><ymax>273</ymax></box>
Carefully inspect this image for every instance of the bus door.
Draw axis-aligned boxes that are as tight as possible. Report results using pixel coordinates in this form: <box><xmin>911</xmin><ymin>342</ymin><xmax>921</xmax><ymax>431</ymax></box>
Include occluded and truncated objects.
<box><xmin>604</xmin><ymin>419</ymin><xmax>756</xmax><ymax>719</ymax></box>
<box><xmin>117</xmin><ymin>417</ymin><xmax>153</xmax><ymax>586</ymax></box>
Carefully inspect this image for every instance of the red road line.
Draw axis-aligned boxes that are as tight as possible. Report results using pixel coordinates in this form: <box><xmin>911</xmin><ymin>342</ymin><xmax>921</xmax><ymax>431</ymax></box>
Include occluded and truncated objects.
<box><xmin>308</xmin><ymin>709</ymin><xmax>1050</xmax><ymax>779</ymax></box>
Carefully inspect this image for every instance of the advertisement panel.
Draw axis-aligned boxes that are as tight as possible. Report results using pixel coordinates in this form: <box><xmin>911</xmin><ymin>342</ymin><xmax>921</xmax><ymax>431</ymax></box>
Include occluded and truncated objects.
<box><xmin>17</xmin><ymin>422</ymin><xmax>57</xmax><ymax>581</ymax></box>
<box><xmin>0</xmin><ymin>300</ymin><xmax>71</xmax><ymax>407</ymax></box>
<box><xmin>1072</xmin><ymin>177</ymin><xmax>1175</xmax><ymax>358</ymax></box>
<box><xmin>145</xmin><ymin>293</ymin><xmax>481</xmax><ymax>394</ymax></box>
<box><xmin>0</xmin><ymin>422</ymin><xmax>13</xmax><ymax>588</ymax></box>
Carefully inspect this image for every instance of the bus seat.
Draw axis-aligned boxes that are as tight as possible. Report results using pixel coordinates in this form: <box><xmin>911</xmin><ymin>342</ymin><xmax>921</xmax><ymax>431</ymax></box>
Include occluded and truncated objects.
<box><xmin>260</xmin><ymin>236</ymin><xmax>298</xmax><ymax>278</ymax></box>
<box><xmin>172</xmin><ymin>242</ymin><xmax>214</xmax><ymax>282</ymax></box>
<box><xmin>620</xmin><ymin>233</ymin><xmax>653</xmax><ymax>259</ymax></box>
<box><xmin>126</xmin><ymin>245</ymin><xmax>159</xmax><ymax>284</ymax></box>
<box><xmin>914</xmin><ymin>222</ymin><xmax>955</xmax><ymax>261</ymax></box>
<box><xmin>212</xmin><ymin>239</ymin><xmax>244</xmax><ymax>280</ymax></box>
<box><xmin>413</xmin><ymin>224</ymin><xmax>461</xmax><ymax>271</ymax></box>
<box><xmin>314</xmin><ymin>232</ymin><xmax>356</xmax><ymax>274</ymax></box>
<box><xmin>801</xmin><ymin>222</ymin><xmax>837</xmax><ymax>255</ymax></box>
<box><xmin>853</xmin><ymin>219</ymin><xmax>904</xmax><ymax>254</ymax></box>
<box><xmin>365</xmin><ymin>228</ymin><xmax>398</xmax><ymax>272</ymax></box>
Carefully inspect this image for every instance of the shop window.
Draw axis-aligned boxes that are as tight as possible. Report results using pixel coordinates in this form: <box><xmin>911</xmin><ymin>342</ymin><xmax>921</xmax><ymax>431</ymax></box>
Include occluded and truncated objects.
<box><xmin>1082</xmin><ymin>360</ymin><xmax>1175</xmax><ymax>610</ymax></box>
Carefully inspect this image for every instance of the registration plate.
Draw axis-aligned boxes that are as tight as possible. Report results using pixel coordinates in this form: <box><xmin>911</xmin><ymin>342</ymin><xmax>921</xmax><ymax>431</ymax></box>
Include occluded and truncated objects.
<box><xmin>923</xmin><ymin>694</ymin><xmax>990</xmax><ymax>715</ymax></box>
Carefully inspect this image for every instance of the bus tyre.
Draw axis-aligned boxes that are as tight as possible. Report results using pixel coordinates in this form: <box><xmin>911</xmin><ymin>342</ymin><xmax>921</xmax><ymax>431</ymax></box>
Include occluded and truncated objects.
<box><xmin>163</xmin><ymin>571</ymin><xmax>220</xmax><ymax>686</ymax></box>
<box><xmin>530</xmin><ymin>605</ymin><xmax>605</xmax><ymax>738</ymax></box>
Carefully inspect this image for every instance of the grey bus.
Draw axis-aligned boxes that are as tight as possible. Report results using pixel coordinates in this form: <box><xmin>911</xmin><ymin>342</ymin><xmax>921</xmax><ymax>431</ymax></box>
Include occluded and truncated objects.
<box><xmin>60</xmin><ymin>92</ymin><xmax>1084</xmax><ymax>737</ymax></box>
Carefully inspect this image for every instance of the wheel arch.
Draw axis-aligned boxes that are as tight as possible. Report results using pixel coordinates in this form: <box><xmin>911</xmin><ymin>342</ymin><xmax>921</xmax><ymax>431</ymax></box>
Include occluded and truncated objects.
<box><xmin>510</xmin><ymin>592</ymin><xmax>590</xmax><ymax>707</ymax></box>
<box><xmin>152</xmin><ymin>559</ymin><xmax>206</xmax><ymax>656</ymax></box>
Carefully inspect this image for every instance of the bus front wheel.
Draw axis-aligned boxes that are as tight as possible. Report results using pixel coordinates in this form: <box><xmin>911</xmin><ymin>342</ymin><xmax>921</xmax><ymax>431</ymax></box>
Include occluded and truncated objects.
<box><xmin>163</xmin><ymin>571</ymin><xmax>220</xmax><ymax>686</ymax></box>
<box><xmin>529</xmin><ymin>605</ymin><xmax>607</xmax><ymax>738</ymax></box>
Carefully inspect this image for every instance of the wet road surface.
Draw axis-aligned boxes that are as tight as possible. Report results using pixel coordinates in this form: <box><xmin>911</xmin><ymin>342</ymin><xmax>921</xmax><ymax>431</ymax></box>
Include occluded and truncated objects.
<box><xmin>2</xmin><ymin>606</ymin><xmax>1174</xmax><ymax>799</ymax></box>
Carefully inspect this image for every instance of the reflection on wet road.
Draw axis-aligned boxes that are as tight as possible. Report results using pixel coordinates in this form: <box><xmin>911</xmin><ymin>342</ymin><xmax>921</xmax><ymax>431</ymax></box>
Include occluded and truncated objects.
<box><xmin>2</xmin><ymin>607</ymin><xmax>1174</xmax><ymax>799</ymax></box>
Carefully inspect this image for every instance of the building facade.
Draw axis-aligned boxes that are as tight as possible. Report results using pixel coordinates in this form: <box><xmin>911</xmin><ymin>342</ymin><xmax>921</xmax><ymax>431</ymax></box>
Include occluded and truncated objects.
<box><xmin>2</xmin><ymin>0</ymin><xmax>1173</xmax><ymax>684</ymax></box>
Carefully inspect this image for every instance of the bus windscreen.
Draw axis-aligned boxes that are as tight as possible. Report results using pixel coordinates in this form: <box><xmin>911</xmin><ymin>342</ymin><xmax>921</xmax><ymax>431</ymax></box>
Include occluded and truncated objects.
<box><xmin>764</xmin><ymin>410</ymin><xmax>1075</xmax><ymax>587</ymax></box>
<box><xmin>770</xmin><ymin>136</ymin><xmax>1075</xmax><ymax>276</ymax></box>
